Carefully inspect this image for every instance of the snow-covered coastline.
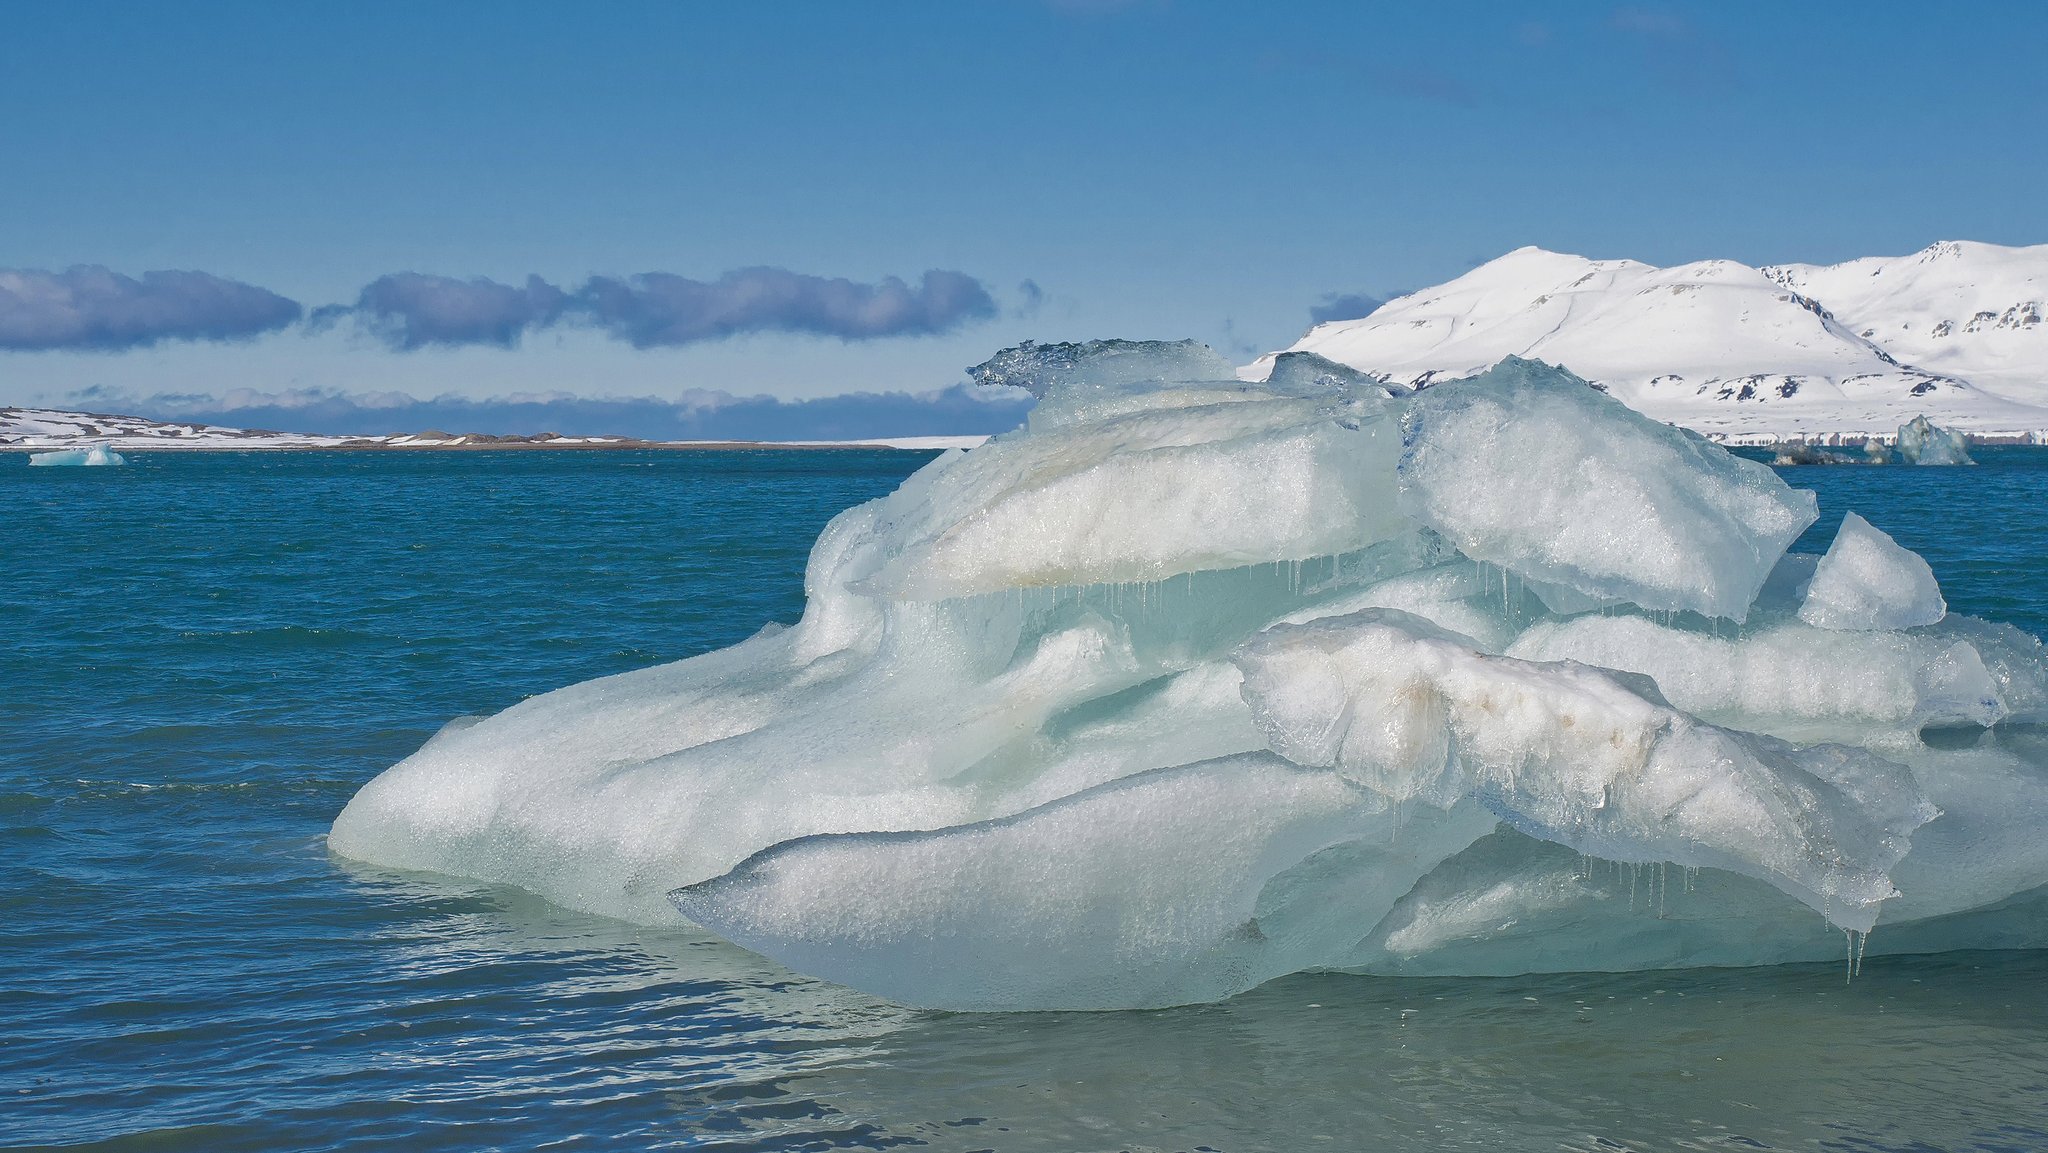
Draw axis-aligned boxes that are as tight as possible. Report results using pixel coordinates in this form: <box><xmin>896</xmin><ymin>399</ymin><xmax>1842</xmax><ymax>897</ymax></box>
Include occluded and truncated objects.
<box><xmin>0</xmin><ymin>407</ymin><xmax>990</xmax><ymax>453</ymax></box>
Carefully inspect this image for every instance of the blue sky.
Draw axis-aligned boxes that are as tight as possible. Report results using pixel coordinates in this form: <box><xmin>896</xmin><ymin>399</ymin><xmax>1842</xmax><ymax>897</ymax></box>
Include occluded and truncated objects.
<box><xmin>2</xmin><ymin>1</ymin><xmax>2042</xmax><ymax>436</ymax></box>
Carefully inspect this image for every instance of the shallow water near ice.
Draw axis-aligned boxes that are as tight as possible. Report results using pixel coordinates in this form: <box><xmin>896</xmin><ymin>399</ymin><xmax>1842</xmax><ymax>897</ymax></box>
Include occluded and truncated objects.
<box><xmin>6</xmin><ymin>447</ymin><xmax>2048</xmax><ymax>1151</ymax></box>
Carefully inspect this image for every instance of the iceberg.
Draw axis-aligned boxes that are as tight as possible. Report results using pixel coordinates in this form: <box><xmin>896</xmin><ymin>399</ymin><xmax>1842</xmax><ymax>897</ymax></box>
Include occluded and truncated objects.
<box><xmin>27</xmin><ymin>445</ymin><xmax>126</xmax><ymax>467</ymax></box>
<box><xmin>330</xmin><ymin>346</ymin><xmax>2048</xmax><ymax>1010</ymax></box>
<box><xmin>1892</xmin><ymin>415</ymin><xmax>1975</xmax><ymax>465</ymax></box>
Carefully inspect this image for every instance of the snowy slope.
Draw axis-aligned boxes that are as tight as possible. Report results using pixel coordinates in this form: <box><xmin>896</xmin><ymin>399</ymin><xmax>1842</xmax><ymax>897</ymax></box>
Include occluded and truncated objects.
<box><xmin>1764</xmin><ymin>240</ymin><xmax>2047</xmax><ymax>405</ymax></box>
<box><xmin>1252</xmin><ymin>242</ymin><xmax>2048</xmax><ymax>439</ymax></box>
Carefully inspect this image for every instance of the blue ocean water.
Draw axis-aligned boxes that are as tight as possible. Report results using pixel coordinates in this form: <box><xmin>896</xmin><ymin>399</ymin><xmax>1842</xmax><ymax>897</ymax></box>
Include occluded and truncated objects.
<box><xmin>5</xmin><ymin>448</ymin><xmax>2048</xmax><ymax>1152</ymax></box>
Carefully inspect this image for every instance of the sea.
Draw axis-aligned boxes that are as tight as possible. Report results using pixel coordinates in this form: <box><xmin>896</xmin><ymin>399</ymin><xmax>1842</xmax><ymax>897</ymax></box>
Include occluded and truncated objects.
<box><xmin>5</xmin><ymin>447</ymin><xmax>2047</xmax><ymax>1153</ymax></box>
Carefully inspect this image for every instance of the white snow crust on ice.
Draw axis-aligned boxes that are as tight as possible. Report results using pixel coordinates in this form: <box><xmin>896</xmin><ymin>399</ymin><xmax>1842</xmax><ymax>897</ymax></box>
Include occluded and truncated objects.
<box><xmin>1250</xmin><ymin>240</ymin><xmax>2048</xmax><ymax>440</ymax></box>
<box><xmin>330</xmin><ymin>342</ymin><xmax>2048</xmax><ymax>1010</ymax></box>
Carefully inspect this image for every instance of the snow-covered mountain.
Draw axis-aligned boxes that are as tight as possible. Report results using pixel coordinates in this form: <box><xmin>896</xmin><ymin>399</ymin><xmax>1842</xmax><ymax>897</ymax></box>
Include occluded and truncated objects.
<box><xmin>1764</xmin><ymin>241</ymin><xmax>2046</xmax><ymax>405</ymax></box>
<box><xmin>1250</xmin><ymin>241</ymin><xmax>2048</xmax><ymax>440</ymax></box>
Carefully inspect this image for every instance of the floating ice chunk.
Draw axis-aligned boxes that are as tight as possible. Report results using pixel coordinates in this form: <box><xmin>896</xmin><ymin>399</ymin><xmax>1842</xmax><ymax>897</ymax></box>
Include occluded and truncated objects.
<box><xmin>1894</xmin><ymin>415</ymin><xmax>1974</xmax><ymax>465</ymax></box>
<box><xmin>28</xmin><ymin>445</ymin><xmax>125</xmax><ymax>466</ymax></box>
<box><xmin>1396</xmin><ymin>358</ymin><xmax>1816</xmax><ymax>621</ymax></box>
<box><xmin>329</xmin><ymin>341</ymin><xmax>2048</xmax><ymax>1008</ymax></box>
<box><xmin>1235</xmin><ymin>609</ymin><xmax>1936</xmax><ymax>930</ymax></box>
<box><xmin>672</xmin><ymin>755</ymin><xmax>1496</xmax><ymax>1011</ymax></box>
<box><xmin>1799</xmin><ymin>512</ymin><xmax>1946</xmax><ymax>630</ymax></box>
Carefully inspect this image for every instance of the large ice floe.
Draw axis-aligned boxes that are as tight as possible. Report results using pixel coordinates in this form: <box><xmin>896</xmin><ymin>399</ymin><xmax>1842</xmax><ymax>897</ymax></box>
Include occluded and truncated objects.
<box><xmin>330</xmin><ymin>344</ymin><xmax>2048</xmax><ymax>1010</ymax></box>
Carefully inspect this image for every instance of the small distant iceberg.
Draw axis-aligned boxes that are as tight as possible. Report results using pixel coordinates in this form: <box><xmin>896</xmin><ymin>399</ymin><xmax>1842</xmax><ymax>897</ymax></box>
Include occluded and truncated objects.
<box><xmin>1888</xmin><ymin>414</ymin><xmax>1975</xmax><ymax>465</ymax></box>
<box><xmin>28</xmin><ymin>445</ymin><xmax>127</xmax><ymax>467</ymax></box>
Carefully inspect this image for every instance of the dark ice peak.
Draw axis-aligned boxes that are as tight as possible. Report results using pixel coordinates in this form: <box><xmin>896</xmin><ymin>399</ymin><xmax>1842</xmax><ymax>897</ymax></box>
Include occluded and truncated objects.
<box><xmin>968</xmin><ymin>339</ymin><xmax>1234</xmax><ymax>398</ymax></box>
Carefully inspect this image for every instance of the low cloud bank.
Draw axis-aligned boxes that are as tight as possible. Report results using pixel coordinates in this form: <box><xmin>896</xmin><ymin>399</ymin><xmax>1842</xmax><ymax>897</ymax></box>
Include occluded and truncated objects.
<box><xmin>7</xmin><ymin>265</ymin><xmax>1003</xmax><ymax>352</ymax></box>
<box><xmin>317</xmin><ymin>274</ymin><xmax>570</xmax><ymax>350</ymax></box>
<box><xmin>65</xmin><ymin>382</ymin><xmax>1036</xmax><ymax>442</ymax></box>
<box><xmin>0</xmin><ymin>267</ymin><xmax>302</xmax><ymax>351</ymax></box>
<box><xmin>320</xmin><ymin>268</ymin><xmax>997</xmax><ymax>351</ymax></box>
<box><xmin>577</xmin><ymin>269</ymin><xmax>995</xmax><ymax>349</ymax></box>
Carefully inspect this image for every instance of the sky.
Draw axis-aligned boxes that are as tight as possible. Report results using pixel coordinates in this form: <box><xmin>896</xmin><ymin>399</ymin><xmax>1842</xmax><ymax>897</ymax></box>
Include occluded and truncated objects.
<box><xmin>2</xmin><ymin>0</ymin><xmax>2043</xmax><ymax>437</ymax></box>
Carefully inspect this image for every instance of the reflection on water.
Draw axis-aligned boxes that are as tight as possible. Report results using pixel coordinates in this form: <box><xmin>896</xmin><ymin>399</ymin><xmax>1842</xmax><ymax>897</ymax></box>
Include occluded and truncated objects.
<box><xmin>820</xmin><ymin>952</ymin><xmax>2048</xmax><ymax>1152</ymax></box>
<box><xmin>19</xmin><ymin>850</ymin><xmax>2048</xmax><ymax>1152</ymax></box>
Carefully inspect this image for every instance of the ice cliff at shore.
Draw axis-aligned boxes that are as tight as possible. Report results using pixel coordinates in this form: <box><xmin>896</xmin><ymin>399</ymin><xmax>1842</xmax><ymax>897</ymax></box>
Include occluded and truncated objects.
<box><xmin>1251</xmin><ymin>240</ymin><xmax>2048</xmax><ymax>440</ymax></box>
<box><xmin>331</xmin><ymin>343</ymin><xmax>2048</xmax><ymax>1010</ymax></box>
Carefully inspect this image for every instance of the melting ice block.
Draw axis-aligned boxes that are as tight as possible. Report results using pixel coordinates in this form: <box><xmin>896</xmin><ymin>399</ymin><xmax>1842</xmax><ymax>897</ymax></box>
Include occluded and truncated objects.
<box><xmin>331</xmin><ymin>340</ymin><xmax>2048</xmax><ymax>1010</ymax></box>
<box><xmin>1799</xmin><ymin>512</ymin><xmax>1947</xmax><ymax>631</ymax></box>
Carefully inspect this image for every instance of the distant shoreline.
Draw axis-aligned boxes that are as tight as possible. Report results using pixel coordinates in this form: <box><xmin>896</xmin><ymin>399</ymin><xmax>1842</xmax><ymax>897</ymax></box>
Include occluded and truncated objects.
<box><xmin>1</xmin><ymin>436</ymin><xmax>988</xmax><ymax>454</ymax></box>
